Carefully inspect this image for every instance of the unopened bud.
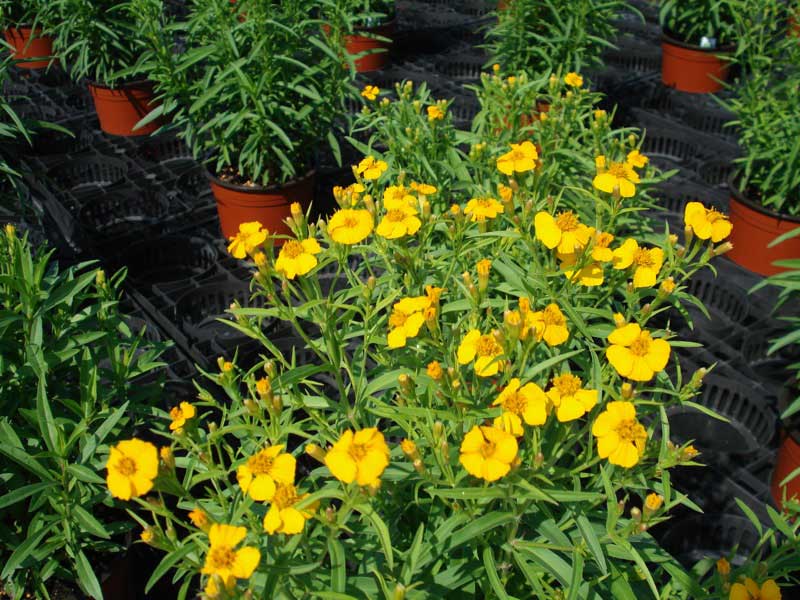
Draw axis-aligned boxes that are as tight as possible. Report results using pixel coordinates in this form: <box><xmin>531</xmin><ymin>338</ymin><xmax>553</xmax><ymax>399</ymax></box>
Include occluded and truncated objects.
<box><xmin>265</xmin><ymin>360</ymin><xmax>277</xmax><ymax>377</ymax></box>
<box><xmin>476</xmin><ymin>259</ymin><xmax>491</xmax><ymax>293</ymax></box>
<box><xmin>621</xmin><ymin>382</ymin><xmax>634</xmax><ymax>399</ymax></box>
<box><xmin>95</xmin><ymin>269</ymin><xmax>106</xmax><ymax>287</ymax></box>
<box><xmin>613</xmin><ymin>313</ymin><xmax>626</xmax><ymax>328</ymax></box>
<box><xmin>684</xmin><ymin>225</ymin><xmax>694</xmax><ymax>245</ymax></box>
<box><xmin>398</xmin><ymin>373</ymin><xmax>414</xmax><ymax>396</ymax></box>
<box><xmin>713</xmin><ymin>241</ymin><xmax>734</xmax><ymax>257</ymax></box>
<box><xmin>393</xmin><ymin>583</ymin><xmax>406</xmax><ymax>600</ymax></box>
<box><xmin>244</xmin><ymin>398</ymin><xmax>258</xmax><ymax>414</ymax></box>
<box><xmin>630</xmin><ymin>507</ymin><xmax>641</xmax><ymax>522</ymax></box>
<box><xmin>160</xmin><ymin>447</ymin><xmax>175</xmax><ymax>470</ymax></box>
<box><xmin>433</xmin><ymin>421</ymin><xmax>445</xmax><ymax>440</ymax></box>
<box><xmin>208</xmin><ymin>422</ymin><xmax>217</xmax><ymax>433</ymax></box>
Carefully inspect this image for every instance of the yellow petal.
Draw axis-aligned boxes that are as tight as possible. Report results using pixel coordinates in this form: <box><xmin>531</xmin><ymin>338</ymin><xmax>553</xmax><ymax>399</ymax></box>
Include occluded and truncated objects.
<box><xmin>272</xmin><ymin>454</ymin><xmax>297</xmax><ymax>484</ymax></box>
<box><xmin>482</xmin><ymin>458</ymin><xmax>511</xmax><ymax>481</ymax></box>
<box><xmin>618</xmin><ymin>178</ymin><xmax>636</xmax><ymax>198</ymax></box>
<box><xmin>278</xmin><ymin>507</ymin><xmax>307</xmax><ymax>535</ymax></box>
<box><xmin>301</xmin><ymin>238</ymin><xmax>322</xmax><ymax>254</ymax></box>
<box><xmin>460</xmin><ymin>426</ymin><xmax>486</xmax><ymax>454</ymax></box>
<box><xmin>474</xmin><ymin>355</ymin><xmax>501</xmax><ymax>377</ymax></box>
<box><xmin>597</xmin><ymin>431</ymin><xmax>620</xmax><ymax>458</ymax></box>
<box><xmin>459</xmin><ymin>452</ymin><xmax>486</xmax><ymax>478</ymax></box>
<box><xmin>247</xmin><ymin>475</ymin><xmax>276</xmax><ymax>502</ymax></box>
<box><xmin>612</xmin><ymin>239</ymin><xmax>638</xmax><ymax>270</ymax></box>
<box><xmin>107</xmin><ymin>472</ymin><xmax>134</xmax><ymax>500</ymax></box>
<box><xmin>632</xmin><ymin>266</ymin><xmax>657</xmax><ymax>288</ymax></box>
<box><xmin>728</xmin><ymin>583</ymin><xmax>751</xmax><ymax>600</ymax></box>
<box><xmin>761</xmin><ymin>579</ymin><xmax>782</xmax><ymax>600</ymax></box>
<box><xmin>387</xmin><ymin>327</ymin><xmax>407</xmax><ymax>348</ymax></box>
<box><xmin>325</xmin><ymin>451</ymin><xmax>358</xmax><ymax>483</ymax></box>
<box><xmin>711</xmin><ymin>219</ymin><xmax>732</xmax><ymax>242</ymax></box>
<box><xmin>609</xmin><ymin>441</ymin><xmax>640</xmax><ymax>467</ymax></box>
<box><xmin>592</xmin><ymin>412</ymin><xmax>616</xmax><ymax>437</ymax></box>
<box><xmin>645</xmin><ymin>338</ymin><xmax>671</xmax><ymax>373</ymax></box>
<box><xmin>593</xmin><ymin>173</ymin><xmax>617</xmax><ymax>194</ymax></box>
<box><xmin>231</xmin><ymin>546</ymin><xmax>261</xmax><ymax>579</ymax></box>
<box><xmin>608</xmin><ymin>323</ymin><xmax>641</xmax><ymax>345</ymax></box>
<box><xmin>543</xmin><ymin>324</ymin><xmax>569</xmax><ymax>346</ymax></box>
<box><xmin>606</xmin><ymin>345</ymin><xmax>634</xmax><ymax>378</ymax></box>
<box><xmin>457</xmin><ymin>330</ymin><xmax>480</xmax><ymax>365</ymax></box>
<box><xmin>626</xmin><ymin>356</ymin><xmax>655</xmax><ymax>382</ymax></box>
<box><xmin>534</xmin><ymin>212</ymin><xmax>561</xmax><ymax>249</ymax></box>
<box><xmin>263</xmin><ymin>505</ymin><xmax>282</xmax><ymax>534</ymax></box>
<box><xmin>556</xmin><ymin>398</ymin><xmax>586</xmax><ymax>422</ymax></box>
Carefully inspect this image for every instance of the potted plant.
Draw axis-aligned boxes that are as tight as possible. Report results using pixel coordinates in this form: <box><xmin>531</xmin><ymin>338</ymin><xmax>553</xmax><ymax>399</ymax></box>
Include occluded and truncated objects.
<box><xmin>50</xmin><ymin>0</ymin><xmax>162</xmax><ymax>136</ymax></box>
<box><xmin>326</xmin><ymin>0</ymin><xmax>396</xmax><ymax>73</ymax></box>
<box><xmin>132</xmin><ymin>0</ymin><xmax>352</xmax><ymax>241</ymax></box>
<box><xmin>658</xmin><ymin>0</ymin><xmax>738</xmax><ymax>93</ymax></box>
<box><xmin>0</xmin><ymin>0</ymin><xmax>56</xmax><ymax>69</ymax></box>
<box><xmin>721</xmin><ymin>0</ymin><xmax>800</xmax><ymax>276</ymax></box>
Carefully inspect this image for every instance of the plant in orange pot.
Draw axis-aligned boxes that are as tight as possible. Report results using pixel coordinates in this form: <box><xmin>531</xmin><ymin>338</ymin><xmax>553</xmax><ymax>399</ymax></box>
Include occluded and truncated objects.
<box><xmin>658</xmin><ymin>0</ymin><xmax>738</xmax><ymax>93</ymax></box>
<box><xmin>50</xmin><ymin>0</ymin><xmax>162</xmax><ymax>136</ymax></box>
<box><xmin>0</xmin><ymin>0</ymin><xmax>57</xmax><ymax>69</ymax></box>
<box><xmin>326</xmin><ymin>0</ymin><xmax>395</xmax><ymax>73</ymax></box>
<box><xmin>132</xmin><ymin>0</ymin><xmax>353</xmax><ymax>243</ymax></box>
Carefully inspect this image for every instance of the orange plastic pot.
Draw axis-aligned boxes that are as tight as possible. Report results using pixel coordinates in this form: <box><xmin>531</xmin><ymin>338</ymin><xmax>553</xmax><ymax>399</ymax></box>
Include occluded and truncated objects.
<box><xmin>208</xmin><ymin>168</ymin><xmax>315</xmax><ymax>242</ymax></box>
<box><xmin>772</xmin><ymin>433</ymin><xmax>800</xmax><ymax>509</ymax></box>
<box><xmin>3</xmin><ymin>27</ymin><xmax>55</xmax><ymax>69</ymax></box>
<box><xmin>346</xmin><ymin>20</ymin><xmax>395</xmax><ymax>73</ymax></box>
<box><xmin>728</xmin><ymin>177</ymin><xmax>800</xmax><ymax>276</ymax></box>
<box><xmin>88</xmin><ymin>81</ymin><xmax>163</xmax><ymax>137</ymax></box>
<box><xmin>661</xmin><ymin>31</ymin><xmax>731</xmax><ymax>93</ymax></box>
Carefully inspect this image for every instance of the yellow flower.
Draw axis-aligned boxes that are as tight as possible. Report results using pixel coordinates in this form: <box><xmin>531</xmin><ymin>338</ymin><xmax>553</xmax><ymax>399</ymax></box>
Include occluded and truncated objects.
<box><xmin>256</xmin><ymin>377</ymin><xmax>271</xmax><ymax>397</ymax></box>
<box><xmin>717</xmin><ymin>558</ymin><xmax>731</xmax><ymax>576</ymax></box>
<box><xmin>492</xmin><ymin>378</ymin><xmax>549</xmax><ymax>431</ymax></box>
<box><xmin>325</xmin><ymin>428</ymin><xmax>390</xmax><ymax>486</ymax></box>
<box><xmin>526</xmin><ymin>303</ymin><xmax>569</xmax><ymax>347</ymax></box>
<box><xmin>400</xmin><ymin>439</ymin><xmax>418</xmax><ymax>458</ymax></box>
<box><xmin>592</xmin><ymin>231</ymin><xmax>615</xmax><ymax>262</ymax></box>
<box><xmin>464</xmin><ymin>197</ymin><xmax>504</xmax><ymax>222</ymax></box>
<box><xmin>612</xmin><ymin>239</ymin><xmax>664</xmax><ymax>288</ymax></box>
<box><xmin>547</xmin><ymin>373</ymin><xmax>598</xmax><ymax>422</ymax></box>
<box><xmin>106</xmin><ymin>439</ymin><xmax>158</xmax><ymax>500</ymax></box>
<box><xmin>410</xmin><ymin>181</ymin><xmax>437</xmax><ymax>195</ymax></box>
<box><xmin>361</xmin><ymin>85</ymin><xmax>379</xmax><ymax>101</ymax></box>
<box><xmin>496</xmin><ymin>141</ymin><xmax>539</xmax><ymax>176</ymax></box>
<box><xmin>236</xmin><ymin>445</ymin><xmax>296</xmax><ymax>501</ymax></box>
<box><xmin>595</xmin><ymin>155</ymin><xmax>607</xmax><ymax>170</ymax></box>
<box><xmin>221</xmin><ymin>361</ymin><xmax>234</xmax><ymax>372</ymax></box>
<box><xmin>594</xmin><ymin>109</ymin><xmax>607</xmax><ymax>121</ymax></box>
<box><xmin>659</xmin><ymin>277</ymin><xmax>676</xmax><ymax>295</ymax></box>
<box><xmin>627</xmin><ymin>150</ymin><xmax>649</xmax><ymax>169</ymax></box>
<box><xmin>459</xmin><ymin>425</ymin><xmax>518</xmax><ymax>482</ymax></box>
<box><xmin>684</xmin><ymin>202</ymin><xmax>732</xmax><ymax>242</ymax></box>
<box><xmin>140</xmin><ymin>528</ymin><xmax>154</xmax><ymax>544</ymax></box>
<box><xmin>729</xmin><ymin>578</ymin><xmax>782</xmax><ymax>600</ymax></box>
<box><xmin>327</xmin><ymin>209</ymin><xmax>374</xmax><ymax>245</ymax></box>
<box><xmin>169</xmin><ymin>401</ymin><xmax>196</xmax><ymax>431</ymax></box>
<box><xmin>227</xmin><ymin>221</ymin><xmax>268</xmax><ymax>259</ymax></box>
<box><xmin>376</xmin><ymin>196</ymin><xmax>421</xmax><ymax>239</ymax></box>
<box><xmin>204</xmin><ymin>575</ymin><xmax>234</xmax><ymax>599</ymax></box>
<box><xmin>427</xmin><ymin>361</ymin><xmax>443</xmax><ymax>380</ymax></box>
<box><xmin>534</xmin><ymin>210</ymin><xmax>593</xmax><ymax>254</ymax></box>
<box><xmin>498</xmin><ymin>183</ymin><xmax>513</xmax><ymax>203</ymax></box>
<box><xmin>202</xmin><ymin>524</ymin><xmax>260</xmax><ymax>582</ymax></box>
<box><xmin>425</xmin><ymin>284</ymin><xmax>443</xmax><ymax>305</ymax></box>
<box><xmin>606</xmin><ymin>323</ymin><xmax>671</xmax><ymax>382</ymax></box>
<box><xmin>263</xmin><ymin>483</ymin><xmax>317</xmax><ymax>535</ymax></box>
<box><xmin>355</xmin><ymin>156</ymin><xmax>388</xmax><ymax>180</ymax></box>
<box><xmin>427</xmin><ymin>105</ymin><xmax>445</xmax><ymax>121</ymax></box>
<box><xmin>189</xmin><ymin>508</ymin><xmax>210</xmax><ymax>531</ymax></box>
<box><xmin>593</xmin><ymin>161</ymin><xmax>640</xmax><ymax>197</ymax></box>
<box><xmin>558</xmin><ymin>253</ymin><xmax>604</xmax><ymax>287</ymax></box>
<box><xmin>591</xmin><ymin>401</ymin><xmax>647</xmax><ymax>468</ymax></box>
<box><xmin>387</xmin><ymin>296</ymin><xmax>431</xmax><ymax>348</ymax></box>
<box><xmin>274</xmin><ymin>238</ymin><xmax>322</xmax><ymax>279</ymax></box>
<box><xmin>457</xmin><ymin>329</ymin><xmax>505</xmax><ymax>377</ymax></box>
<box><xmin>645</xmin><ymin>492</ymin><xmax>664</xmax><ymax>511</ymax></box>
<box><xmin>333</xmin><ymin>183</ymin><xmax>365</xmax><ymax>207</ymax></box>
<box><xmin>564</xmin><ymin>72</ymin><xmax>583</xmax><ymax>87</ymax></box>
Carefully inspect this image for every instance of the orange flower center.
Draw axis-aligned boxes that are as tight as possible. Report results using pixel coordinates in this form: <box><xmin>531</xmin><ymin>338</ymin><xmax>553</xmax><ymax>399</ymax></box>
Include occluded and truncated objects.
<box><xmin>207</xmin><ymin>545</ymin><xmax>236</xmax><ymax>571</ymax></box>
<box><xmin>707</xmin><ymin>209</ymin><xmax>725</xmax><ymax>223</ymax></box>
<box><xmin>282</xmin><ymin>241</ymin><xmax>304</xmax><ymax>259</ymax></box>
<box><xmin>615</xmin><ymin>418</ymin><xmax>644</xmax><ymax>443</ymax></box>
<box><xmin>169</xmin><ymin>406</ymin><xmax>183</xmax><ymax>421</ymax></box>
<box><xmin>272</xmin><ymin>484</ymin><xmax>298</xmax><ymax>509</ymax></box>
<box><xmin>596</xmin><ymin>232</ymin><xmax>613</xmax><ymax>248</ymax></box>
<box><xmin>388</xmin><ymin>309</ymin><xmax>408</xmax><ymax>328</ymax></box>
<box><xmin>503</xmin><ymin>391</ymin><xmax>527</xmax><ymax>415</ymax></box>
<box><xmin>541</xmin><ymin>305</ymin><xmax>565</xmax><ymax>326</ymax></box>
<box><xmin>117</xmin><ymin>457</ymin><xmax>137</xmax><ymax>476</ymax></box>
<box><xmin>342</xmin><ymin>217</ymin><xmax>359</xmax><ymax>229</ymax></box>
<box><xmin>349</xmin><ymin>443</ymin><xmax>369</xmax><ymax>461</ymax></box>
<box><xmin>479</xmin><ymin>439</ymin><xmax>497</xmax><ymax>459</ymax></box>
<box><xmin>248</xmin><ymin>453</ymin><xmax>275</xmax><ymax>475</ymax></box>
<box><xmin>608</xmin><ymin>162</ymin><xmax>630</xmax><ymax>179</ymax></box>
<box><xmin>386</xmin><ymin>209</ymin><xmax>407</xmax><ymax>222</ymax></box>
<box><xmin>555</xmin><ymin>211</ymin><xmax>579</xmax><ymax>232</ymax></box>
<box><xmin>509</xmin><ymin>149</ymin><xmax>525</xmax><ymax>162</ymax></box>
<box><xmin>476</xmin><ymin>198</ymin><xmax>495</xmax><ymax>209</ymax></box>
<box><xmin>629</xmin><ymin>333</ymin><xmax>651</xmax><ymax>356</ymax></box>
<box><xmin>552</xmin><ymin>373</ymin><xmax>582</xmax><ymax>396</ymax></box>
<box><xmin>476</xmin><ymin>335</ymin><xmax>501</xmax><ymax>357</ymax></box>
<box><xmin>633</xmin><ymin>248</ymin><xmax>655</xmax><ymax>268</ymax></box>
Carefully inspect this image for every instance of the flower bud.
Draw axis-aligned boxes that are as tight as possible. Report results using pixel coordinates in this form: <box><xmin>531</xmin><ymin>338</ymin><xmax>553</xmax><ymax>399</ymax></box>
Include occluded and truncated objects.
<box><xmin>659</xmin><ymin>277</ymin><xmax>676</xmax><ymax>296</ymax></box>
<box><xmin>630</xmin><ymin>506</ymin><xmax>641</xmax><ymax>522</ymax></box>
<box><xmin>401</xmin><ymin>439</ymin><xmax>420</xmax><ymax>461</ymax></box>
<box><xmin>716</xmin><ymin>557</ymin><xmax>731</xmax><ymax>577</ymax></box>
<box><xmin>433</xmin><ymin>421</ymin><xmax>445</xmax><ymax>440</ymax></box>
<box><xmin>398</xmin><ymin>373</ymin><xmax>414</xmax><ymax>397</ymax></box>
<box><xmin>306</xmin><ymin>443</ymin><xmax>327</xmax><ymax>463</ymax></box>
<box><xmin>476</xmin><ymin>259</ymin><xmax>491</xmax><ymax>293</ymax></box>
<box><xmin>208</xmin><ymin>422</ymin><xmax>217</xmax><ymax>433</ymax></box>
<box><xmin>684</xmin><ymin>225</ymin><xmax>694</xmax><ymax>245</ymax></box>
<box><xmin>427</xmin><ymin>361</ymin><xmax>443</xmax><ymax>381</ymax></box>
<box><xmin>713</xmin><ymin>241</ymin><xmax>734</xmax><ymax>257</ymax></box>
<box><xmin>621</xmin><ymin>382</ymin><xmax>634</xmax><ymax>399</ymax></box>
<box><xmin>393</xmin><ymin>584</ymin><xmax>406</xmax><ymax>600</ymax></box>
<box><xmin>189</xmin><ymin>508</ymin><xmax>211</xmax><ymax>532</ymax></box>
<box><xmin>140</xmin><ymin>528</ymin><xmax>155</xmax><ymax>544</ymax></box>
<box><xmin>613</xmin><ymin>313</ymin><xmax>627</xmax><ymax>328</ymax></box>
<box><xmin>265</xmin><ymin>360</ymin><xmax>277</xmax><ymax>378</ymax></box>
<box><xmin>160</xmin><ymin>447</ymin><xmax>175</xmax><ymax>470</ymax></box>
<box><xmin>272</xmin><ymin>394</ymin><xmax>282</xmax><ymax>414</ymax></box>
<box><xmin>290</xmin><ymin>201</ymin><xmax>304</xmax><ymax>225</ymax></box>
<box><xmin>95</xmin><ymin>269</ymin><xmax>106</xmax><ymax>287</ymax></box>
<box><xmin>643</xmin><ymin>493</ymin><xmax>663</xmax><ymax>517</ymax></box>
<box><xmin>504</xmin><ymin>309</ymin><xmax>522</xmax><ymax>342</ymax></box>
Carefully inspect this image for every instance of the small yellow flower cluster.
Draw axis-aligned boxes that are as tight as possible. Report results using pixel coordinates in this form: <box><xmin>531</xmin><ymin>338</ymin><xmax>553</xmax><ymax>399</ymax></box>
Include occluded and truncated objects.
<box><xmin>592</xmin><ymin>150</ymin><xmax>648</xmax><ymax>198</ymax></box>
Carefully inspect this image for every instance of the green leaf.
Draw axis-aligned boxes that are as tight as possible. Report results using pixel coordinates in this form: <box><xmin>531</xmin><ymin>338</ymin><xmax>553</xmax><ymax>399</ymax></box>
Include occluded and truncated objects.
<box><xmin>576</xmin><ymin>515</ymin><xmax>607</xmax><ymax>575</ymax></box>
<box><xmin>1</xmin><ymin>524</ymin><xmax>53</xmax><ymax>579</ymax></box>
<box><xmin>0</xmin><ymin>482</ymin><xmax>55</xmax><ymax>510</ymax></box>
<box><xmin>146</xmin><ymin>543</ymin><xmax>197</xmax><ymax>593</ymax></box>
<box><xmin>328</xmin><ymin>537</ymin><xmax>346</xmax><ymax>592</ymax></box>
<box><xmin>356</xmin><ymin>504</ymin><xmax>394</xmax><ymax>570</ymax></box>
<box><xmin>482</xmin><ymin>546</ymin><xmax>513</xmax><ymax>600</ymax></box>
<box><xmin>72</xmin><ymin>505</ymin><xmax>111</xmax><ymax>539</ymax></box>
<box><xmin>75</xmin><ymin>550</ymin><xmax>103</xmax><ymax>600</ymax></box>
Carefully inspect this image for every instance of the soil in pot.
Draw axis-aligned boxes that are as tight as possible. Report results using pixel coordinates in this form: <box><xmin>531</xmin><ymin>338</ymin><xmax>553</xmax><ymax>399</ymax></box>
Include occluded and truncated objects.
<box><xmin>661</xmin><ymin>29</ymin><xmax>732</xmax><ymax>93</ymax></box>
<box><xmin>88</xmin><ymin>80</ymin><xmax>163</xmax><ymax>137</ymax></box>
<box><xmin>3</xmin><ymin>27</ymin><xmax>55</xmax><ymax>69</ymax></box>
<box><xmin>727</xmin><ymin>177</ymin><xmax>800</xmax><ymax>277</ymax></box>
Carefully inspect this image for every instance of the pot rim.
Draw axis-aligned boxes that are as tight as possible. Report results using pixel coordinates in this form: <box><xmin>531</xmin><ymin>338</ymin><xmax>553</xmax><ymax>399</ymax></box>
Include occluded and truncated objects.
<box><xmin>205</xmin><ymin>164</ymin><xmax>316</xmax><ymax>194</ymax></box>
<box><xmin>87</xmin><ymin>78</ymin><xmax>154</xmax><ymax>91</ymax></box>
<box><xmin>661</xmin><ymin>28</ymin><xmax>735</xmax><ymax>54</ymax></box>
<box><xmin>728</xmin><ymin>171</ymin><xmax>800</xmax><ymax>223</ymax></box>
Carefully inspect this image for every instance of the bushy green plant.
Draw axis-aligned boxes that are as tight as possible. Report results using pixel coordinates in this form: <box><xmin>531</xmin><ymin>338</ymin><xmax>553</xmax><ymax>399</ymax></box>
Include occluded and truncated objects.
<box><xmin>485</xmin><ymin>0</ymin><xmax>632</xmax><ymax>77</ymax></box>
<box><xmin>0</xmin><ymin>0</ymin><xmax>56</xmax><ymax>29</ymax></box>
<box><xmin>659</xmin><ymin>0</ymin><xmax>738</xmax><ymax>46</ymax></box>
<box><xmin>0</xmin><ymin>226</ymin><xmax>166</xmax><ymax>599</ymax></box>
<box><xmin>131</xmin><ymin>0</ymin><xmax>354</xmax><ymax>186</ymax></box>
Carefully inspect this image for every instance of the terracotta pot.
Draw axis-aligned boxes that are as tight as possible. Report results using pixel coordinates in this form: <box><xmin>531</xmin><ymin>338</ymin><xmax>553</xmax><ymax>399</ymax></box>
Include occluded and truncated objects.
<box><xmin>88</xmin><ymin>80</ymin><xmax>163</xmax><ymax>137</ymax></box>
<box><xmin>772</xmin><ymin>433</ymin><xmax>800</xmax><ymax>509</ymax></box>
<box><xmin>728</xmin><ymin>176</ymin><xmax>800</xmax><ymax>276</ymax></box>
<box><xmin>3</xmin><ymin>27</ymin><xmax>55</xmax><ymax>69</ymax></box>
<box><xmin>207</xmin><ymin>168</ymin><xmax>315</xmax><ymax>242</ymax></box>
<box><xmin>661</xmin><ymin>31</ymin><xmax>732</xmax><ymax>93</ymax></box>
<box><xmin>346</xmin><ymin>20</ymin><xmax>395</xmax><ymax>73</ymax></box>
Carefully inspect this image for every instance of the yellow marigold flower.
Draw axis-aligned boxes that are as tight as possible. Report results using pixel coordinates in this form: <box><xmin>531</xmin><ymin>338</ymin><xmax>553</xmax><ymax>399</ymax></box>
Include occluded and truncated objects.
<box><xmin>498</xmin><ymin>184</ymin><xmax>513</xmax><ymax>203</ymax></box>
<box><xmin>388</xmin><ymin>295</ymin><xmax>430</xmax><ymax>348</ymax></box>
<box><xmin>202</xmin><ymin>524</ymin><xmax>260</xmax><ymax>582</ymax></box>
<box><xmin>274</xmin><ymin>238</ymin><xmax>322</xmax><ymax>279</ymax></box>
<box><xmin>410</xmin><ymin>181</ymin><xmax>437</xmax><ymax>195</ymax></box>
<box><xmin>534</xmin><ymin>210</ymin><xmax>593</xmax><ymax>254</ymax></box>
<box><xmin>606</xmin><ymin>323</ymin><xmax>671</xmax><ymax>382</ymax></box>
<box><xmin>594</xmin><ymin>109</ymin><xmax>607</xmax><ymax>121</ymax></box>
<box><xmin>189</xmin><ymin>508</ymin><xmax>210</xmax><ymax>531</ymax></box>
<box><xmin>355</xmin><ymin>156</ymin><xmax>388</xmax><ymax>180</ymax></box>
<box><xmin>459</xmin><ymin>425</ymin><xmax>518</xmax><ymax>482</ymax></box>
<box><xmin>465</xmin><ymin>197</ymin><xmax>504</xmax><ymax>222</ymax></box>
<box><xmin>684</xmin><ymin>202</ymin><xmax>732</xmax><ymax>242</ymax></box>
<box><xmin>227</xmin><ymin>221</ymin><xmax>268</xmax><ymax>259</ymax></box>
<box><xmin>564</xmin><ymin>72</ymin><xmax>583</xmax><ymax>87</ymax></box>
<box><xmin>558</xmin><ymin>253</ymin><xmax>604</xmax><ymax>287</ymax></box>
<box><xmin>595</xmin><ymin>155</ymin><xmax>607</xmax><ymax>170</ymax></box>
<box><xmin>256</xmin><ymin>377</ymin><xmax>271</xmax><ymax>397</ymax></box>
<box><xmin>327</xmin><ymin>208</ymin><xmax>374</xmax><ymax>245</ymax></box>
<box><xmin>659</xmin><ymin>277</ymin><xmax>676</xmax><ymax>295</ymax></box>
<box><xmin>730</xmin><ymin>578</ymin><xmax>782</xmax><ymax>600</ymax></box>
<box><xmin>627</xmin><ymin>150</ymin><xmax>649</xmax><ymax>169</ymax></box>
<box><xmin>221</xmin><ymin>360</ymin><xmax>234</xmax><ymax>372</ymax></box>
<box><xmin>593</xmin><ymin>161</ymin><xmax>640</xmax><ymax>198</ymax></box>
<box><xmin>140</xmin><ymin>528</ymin><xmax>154</xmax><ymax>544</ymax></box>
<box><xmin>427</xmin><ymin>105</ymin><xmax>445</xmax><ymax>121</ymax></box>
<box><xmin>450</xmin><ymin>204</ymin><xmax>461</xmax><ymax>216</ymax></box>
<box><xmin>457</xmin><ymin>329</ymin><xmax>505</xmax><ymax>377</ymax></box>
<box><xmin>376</xmin><ymin>198</ymin><xmax>421</xmax><ymax>239</ymax></box>
<box><xmin>169</xmin><ymin>401</ymin><xmax>196</xmax><ymax>431</ymax></box>
<box><xmin>325</xmin><ymin>428</ymin><xmax>390</xmax><ymax>486</ymax></box>
<box><xmin>382</xmin><ymin>184</ymin><xmax>414</xmax><ymax>206</ymax></box>
<box><xmin>425</xmin><ymin>285</ymin><xmax>443</xmax><ymax>305</ymax></box>
<box><xmin>547</xmin><ymin>373</ymin><xmax>598</xmax><ymax>422</ymax></box>
<box><xmin>476</xmin><ymin>259</ymin><xmax>491</xmax><ymax>277</ymax></box>
<box><xmin>493</xmin><ymin>412</ymin><xmax>524</xmax><ymax>436</ymax></box>
<box><xmin>106</xmin><ymin>439</ymin><xmax>158</xmax><ymax>500</ymax></box>
<box><xmin>263</xmin><ymin>483</ymin><xmax>317</xmax><ymax>535</ymax></box>
<box><xmin>592</xmin><ymin>231</ymin><xmax>615</xmax><ymax>262</ymax></box>
<box><xmin>236</xmin><ymin>445</ymin><xmax>296</xmax><ymax>501</ymax></box>
<box><xmin>492</xmin><ymin>63</ymin><xmax>500</xmax><ymax>73</ymax></box>
<box><xmin>717</xmin><ymin>558</ymin><xmax>731</xmax><ymax>576</ymax></box>
<box><xmin>682</xmin><ymin>444</ymin><xmax>699</xmax><ymax>460</ymax></box>
<box><xmin>400</xmin><ymin>439</ymin><xmax>418</xmax><ymax>457</ymax></box>
<box><xmin>526</xmin><ymin>303</ymin><xmax>569</xmax><ymax>347</ymax></box>
<box><xmin>645</xmin><ymin>493</ymin><xmax>663</xmax><ymax>511</ymax></box>
<box><xmin>612</xmin><ymin>239</ymin><xmax>664</xmax><ymax>288</ymax></box>
<box><xmin>427</xmin><ymin>360</ymin><xmax>443</xmax><ymax>380</ymax></box>
<box><xmin>493</xmin><ymin>378</ymin><xmax>549</xmax><ymax>428</ymax></box>
<box><xmin>507</xmin><ymin>76</ymin><xmax>517</xmax><ymax>85</ymax></box>
<box><xmin>497</xmin><ymin>141</ymin><xmax>538</xmax><ymax>176</ymax></box>
<box><xmin>361</xmin><ymin>85</ymin><xmax>379</xmax><ymax>101</ymax></box>
<box><xmin>591</xmin><ymin>401</ymin><xmax>647</xmax><ymax>468</ymax></box>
